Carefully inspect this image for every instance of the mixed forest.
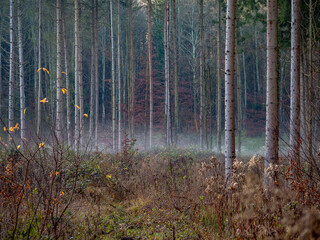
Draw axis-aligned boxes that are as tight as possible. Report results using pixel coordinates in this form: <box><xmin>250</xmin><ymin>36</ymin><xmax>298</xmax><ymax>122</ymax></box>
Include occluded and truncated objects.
<box><xmin>1</xmin><ymin>0</ymin><xmax>320</xmax><ymax>239</ymax></box>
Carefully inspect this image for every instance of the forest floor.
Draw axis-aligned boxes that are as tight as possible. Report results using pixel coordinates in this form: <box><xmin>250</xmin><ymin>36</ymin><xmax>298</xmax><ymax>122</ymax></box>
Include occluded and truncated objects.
<box><xmin>1</xmin><ymin>141</ymin><xmax>320</xmax><ymax>239</ymax></box>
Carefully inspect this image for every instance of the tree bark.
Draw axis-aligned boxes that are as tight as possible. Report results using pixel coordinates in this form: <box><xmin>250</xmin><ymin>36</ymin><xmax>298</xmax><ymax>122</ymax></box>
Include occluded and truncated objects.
<box><xmin>236</xmin><ymin>45</ymin><xmax>241</xmax><ymax>155</ymax></box>
<box><xmin>37</xmin><ymin>0</ymin><xmax>42</xmax><ymax>136</ymax></box>
<box><xmin>56</xmin><ymin>0</ymin><xmax>63</xmax><ymax>142</ymax></box>
<box><xmin>117</xmin><ymin>0</ymin><xmax>122</xmax><ymax>151</ymax></box>
<box><xmin>173</xmin><ymin>0</ymin><xmax>178</xmax><ymax>145</ymax></box>
<box><xmin>18</xmin><ymin>0</ymin><xmax>25</xmax><ymax>147</ymax></box>
<box><xmin>129</xmin><ymin>0</ymin><xmax>135</xmax><ymax>139</ymax></box>
<box><xmin>290</xmin><ymin>0</ymin><xmax>301</xmax><ymax>178</ymax></box>
<box><xmin>265</xmin><ymin>0</ymin><xmax>279</xmax><ymax>185</ymax></box>
<box><xmin>62</xmin><ymin>7</ymin><xmax>71</xmax><ymax>146</ymax></box>
<box><xmin>164</xmin><ymin>0</ymin><xmax>171</xmax><ymax>146</ymax></box>
<box><xmin>111</xmin><ymin>0</ymin><xmax>116</xmax><ymax>153</ymax></box>
<box><xmin>199</xmin><ymin>0</ymin><xmax>204</xmax><ymax>150</ymax></box>
<box><xmin>74</xmin><ymin>0</ymin><xmax>80</xmax><ymax>148</ymax></box>
<box><xmin>8</xmin><ymin>0</ymin><xmax>15</xmax><ymax>142</ymax></box>
<box><xmin>94</xmin><ymin>0</ymin><xmax>99</xmax><ymax>150</ymax></box>
<box><xmin>217</xmin><ymin>0</ymin><xmax>222</xmax><ymax>154</ymax></box>
<box><xmin>90</xmin><ymin>0</ymin><xmax>95</xmax><ymax>140</ymax></box>
<box><xmin>148</xmin><ymin>0</ymin><xmax>153</xmax><ymax>148</ymax></box>
<box><xmin>224</xmin><ymin>0</ymin><xmax>236</xmax><ymax>185</ymax></box>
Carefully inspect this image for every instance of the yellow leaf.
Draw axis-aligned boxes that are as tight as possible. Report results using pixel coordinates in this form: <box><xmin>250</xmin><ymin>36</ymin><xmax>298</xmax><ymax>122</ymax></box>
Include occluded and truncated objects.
<box><xmin>17</xmin><ymin>145</ymin><xmax>21</xmax><ymax>150</ymax></box>
<box><xmin>9</xmin><ymin>127</ymin><xmax>14</xmax><ymax>132</ymax></box>
<box><xmin>106</xmin><ymin>175</ymin><xmax>112</xmax><ymax>179</ymax></box>
<box><xmin>3</xmin><ymin>127</ymin><xmax>7</xmax><ymax>131</ymax></box>
<box><xmin>62</xmin><ymin>72</ymin><xmax>66</xmax><ymax>75</ymax></box>
<box><xmin>43</xmin><ymin>68</ymin><xmax>50</xmax><ymax>74</ymax></box>
<box><xmin>39</xmin><ymin>142</ymin><xmax>45</xmax><ymax>148</ymax></box>
<box><xmin>59</xmin><ymin>191</ymin><xmax>64</xmax><ymax>198</ymax></box>
<box><xmin>14</xmin><ymin>123</ymin><xmax>19</xmax><ymax>130</ymax></box>
<box><xmin>83</xmin><ymin>113</ymin><xmax>88</xmax><ymax>118</ymax></box>
<box><xmin>55</xmin><ymin>171</ymin><xmax>59</xmax><ymax>176</ymax></box>
<box><xmin>37</xmin><ymin>68</ymin><xmax>42</xmax><ymax>72</ymax></box>
<box><xmin>61</xmin><ymin>88</ymin><xmax>67</xmax><ymax>94</ymax></box>
<box><xmin>40</xmin><ymin>98</ymin><xmax>48</xmax><ymax>103</ymax></box>
<box><xmin>75</xmin><ymin>105</ymin><xmax>80</xmax><ymax>110</ymax></box>
<box><xmin>24</xmin><ymin>108</ymin><xmax>27</xmax><ymax>115</ymax></box>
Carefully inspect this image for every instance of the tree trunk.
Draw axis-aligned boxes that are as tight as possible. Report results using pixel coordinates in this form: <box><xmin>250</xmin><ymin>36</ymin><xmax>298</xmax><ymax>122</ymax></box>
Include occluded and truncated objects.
<box><xmin>74</xmin><ymin>0</ymin><xmax>80</xmax><ymax>148</ymax></box>
<box><xmin>0</xmin><ymin>19</ymin><xmax>2</xmax><ymax>118</ymax></box>
<box><xmin>62</xmin><ymin>7</ymin><xmax>71</xmax><ymax>146</ymax></box>
<box><xmin>199</xmin><ymin>0</ymin><xmax>204</xmax><ymax>150</ymax></box>
<box><xmin>173</xmin><ymin>0</ymin><xmax>178</xmax><ymax>145</ymax></box>
<box><xmin>307</xmin><ymin>0</ymin><xmax>314</xmax><ymax>173</ymax></box>
<box><xmin>37</xmin><ymin>0</ymin><xmax>42</xmax><ymax>136</ymax></box>
<box><xmin>18</xmin><ymin>0</ymin><xmax>25</xmax><ymax>147</ymax></box>
<box><xmin>217</xmin><ymin>0</ymin><xmax>222</xmax><ymax>154</ymax></box>
<box><xmin>94</xmin><ymin>0</ymin><xmax>99</xmax><ymax>150</ymax></box>
<box><xmin>148</xmin><ymin>0</ymin><xmax>153</xmax><ymax>148</ymax></box>
<box><xmin>164</xmin><ymin>0</ymin><xmax>171</xmax><ymax>146</ymax></box>
<box><xmin>265</xmin><ymin>0</ymin><xmax>279</xmax><ymax>185</ymax></box>
<box><xmin>117</xmin><ymin>0</ymin><xmax>122</xmax><ymax>151</ymax></box>
<box><xmin>290</xmin><ymin>0</ymin><xmax>301</xmax><ymax>178</ymax></box>
<box><xmin>236</xmin><ymin>46</ymin><xmax>241</xmax><ymax>155</ymax></box>
<box><xmin>129</xmin><ymin>0</ymin><xmax>135</xmax><ymax>139</ymax></box>
<box><xmin>111</xmin><ymin>0</ymin><xmax>116</xmax><ymax>153</ymax></box>
<box><xmin>224</xmin><ymin>0</ymin><xmax>236</xmax><ymax>185</ymax></box>
<box><xmin>8</xmin><ymin>0</ymin><xmax>15</xmax><ymax>142</ymax></box>
<box><xmin>56</xmin><ymin>0</ymin><xmax>63</xmax><ymax>142</ymax></box>
<box><xmin>90</xmin><ymin>0</ymin><xmax>95</xmax><ymax>139</ymax></box>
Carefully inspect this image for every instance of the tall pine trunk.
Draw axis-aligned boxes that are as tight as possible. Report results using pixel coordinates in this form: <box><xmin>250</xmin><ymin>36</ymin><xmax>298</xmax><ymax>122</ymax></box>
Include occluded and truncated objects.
<box><xmin>224</xmin><ymin>0</ymin><xmax>236</xmax><ymax>185</ymax></box>
<box><xmin>110</xmin><ymin>0</ymin><xmax>116</xmax><ymax>153</ymax></box>
<box><xmin>94</xmin><ymin>0</ymin><xmax>99</xmax><ymax>149</ymax></box>
<box><xmin>265</xmin><ymin>0</ymin><xmax>279</xmax><ymax>185</ymax></box>
<box><xmin>164</xmin><ymin>0</ymin><xmax>171</xmax><ymax>146</ymax></box>
<box><xmin>18</xmin><ymin>0</ymin><xmax>25</xmax><ymax>147</ymax></box>
<box><xmin>37</xmin><ymin>0</ymin><xmax>42</xmax><ymax>136</ymax></box>
<box><xmin>236</xmin><ymin>46</ymin><xmax>241</xmax><ymax>155</ymax></box>
<box><xmin>217</xmin><ymin>0</ymin><xmax>222</xmax><ymax>154</ymax></box>
<box><xmin>62</xmin><ymin>8</ymin><xmax>71</xmax><ymax>146</ymax></box>
<box><xmin>56</xmin><ymin>0</ymin><xmax>63</xmax><ymax>142</ymax></box>
<box><xmin>74</xmin><ymin>0</ymin><xmax>80</xmax><ymax>148</ymax></box>
<box><xmin>90</xmin><ymin>0</ymin><xmax>95</xmax><ymax>140</ymax></box>
<box><xmin>117</xmin><ymin>0</ymin><xmax>122</xmax><ymax>151</ymax></box>
<box><xmin>129</xmin><ymin>0</ymin><xmax>135</xmax><ymax>139</ymax></box>
<box><xmin>290</xmin><ymin>0</ymin><xmax>301</xmax><ymax>178</ymax></box>
<box><xmin>173</xmin><ymin>0</ymin><xmax>178</xmax><ymax>145</ymax></box>
<box><xmin>8</xmin><ymin>0</ymin><xmax>15</xmax><ymax>142</ymax></box>
<box><xmin>148</xmin><ymin>0</ymin><xmax>153</xmax><ymax>148</ymax></box>
<box><xmin>199</xmin><ymin>0</ymin><xmax>204</xmax><ymax>150</ymax></box>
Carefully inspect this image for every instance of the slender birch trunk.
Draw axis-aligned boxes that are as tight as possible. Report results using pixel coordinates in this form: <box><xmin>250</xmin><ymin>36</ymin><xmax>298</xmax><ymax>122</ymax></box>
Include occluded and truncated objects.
<box><xmin>8</xmin><ymin>0</ymin><xmax>15</xmax><ymax>142</ymax></box>
<box><xmin>62</xmin><ymin>8</ymin><xmax>71</xmax><ymax>146</ymax></box>
<box><xmin>110</xmin><ymin>0</ymin><xmax>116</xmax><ymax>153</ymax></box>
<box><xmin>173</xmin><ymin>0</ymin><xmax>178</xmax><ymax>145</ymax></box>
<box><xmin>18</xmin><ymin>0</ymin><xmax>25</xmax><ymax>147</ymax></box>
<box><xmin>265</xmin><ymin>0</ymin><xmax>279</xmax><ymax>185</ymax></box>
<box><xmin>148</xmin><ymin>0</ymin><xmax>153</xmax><ymax>149</ymax></box>
<box><xmin>90</xmin><ymin>0</ymin><xmax>95</xmax><ymax>139</ymax></box>
<box><xmin>217</xmin><ymin>0</ymin><xmax>222</xmax><ymax>154</ymax></box>
<box><xmin>130</xmin><ymin>0</ymin><xmax>135</xmax><ymax>139</ymax></box>
<box><xmin>199</xmin><ymin>0</ymin><xmax>204</xmax><ymax>150</ymax></box>
<box><xmin>224</xmin><ymin>0</ymin><xmax>236</xmax><ymax>185</ymax></box>
<box><xmin>56</xmin><ymin>0</ymin><xmax>63</xmax><ymax>142</ymax></box>
<box><xmin>290</xmin><ymin>0</ymin><xmax>301</xmax><ymax>178</ymax></box>
<box><xmin>117</xmin><ymin>0</ymin><xmax>122</xmax><ymax>151</ymax></box>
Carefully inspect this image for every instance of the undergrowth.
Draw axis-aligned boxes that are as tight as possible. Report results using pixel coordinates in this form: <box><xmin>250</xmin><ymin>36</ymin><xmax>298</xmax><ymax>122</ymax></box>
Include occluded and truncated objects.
<box><xmin>1</xmin><ymin>136</ymin><xmax>320</xmax><ymax>239</ymax></box>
